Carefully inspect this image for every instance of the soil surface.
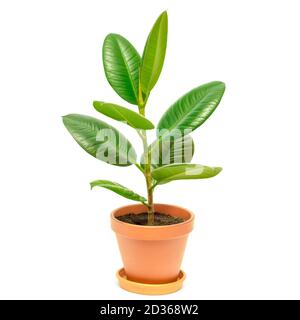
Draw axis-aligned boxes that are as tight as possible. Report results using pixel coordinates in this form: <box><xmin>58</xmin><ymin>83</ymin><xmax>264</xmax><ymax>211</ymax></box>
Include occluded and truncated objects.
<box><xmin>116</xmin><ymin>212</ymin><xmax>185</xmax><ymax>226</ymax></box>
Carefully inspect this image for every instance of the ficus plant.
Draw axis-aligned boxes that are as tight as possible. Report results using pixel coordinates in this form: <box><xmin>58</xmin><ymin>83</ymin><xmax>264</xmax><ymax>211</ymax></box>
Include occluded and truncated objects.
<box><xmin>63</xmin><ymin>11</ymin><xmax>225</xmax><ymax>226</ymax></box>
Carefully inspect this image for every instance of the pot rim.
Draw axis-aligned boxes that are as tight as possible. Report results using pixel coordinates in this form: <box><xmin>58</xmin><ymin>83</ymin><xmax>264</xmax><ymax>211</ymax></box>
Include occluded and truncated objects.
<box><xmin>111</xmin><ymin>203</ymin><xmax>194</xmax><ymax>229</ymax></box>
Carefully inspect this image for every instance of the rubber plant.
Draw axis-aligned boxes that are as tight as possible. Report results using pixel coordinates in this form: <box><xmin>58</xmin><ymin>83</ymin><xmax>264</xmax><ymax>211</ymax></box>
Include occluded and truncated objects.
<box><xmin>63</xmin><ymin>11</ymin><xmax>225</xmax><ymax>226</ymax></box>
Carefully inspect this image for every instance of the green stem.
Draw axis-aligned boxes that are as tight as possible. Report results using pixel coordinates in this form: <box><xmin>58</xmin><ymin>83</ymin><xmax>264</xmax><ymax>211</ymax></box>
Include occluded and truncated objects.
<box><xmin>141</xmin><ymin>130</ymin><xmax>154</xmax><ymax>225</ymax></box>
<box><xmin>137</xmin><ymin>70</ymin><xmax>154</xmax><ymax>225</ymax></box>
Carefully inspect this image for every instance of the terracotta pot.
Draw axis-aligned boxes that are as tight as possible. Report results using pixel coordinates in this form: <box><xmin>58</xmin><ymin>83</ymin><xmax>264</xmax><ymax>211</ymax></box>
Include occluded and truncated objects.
<box><xmin>111</xmin><ymin>203</ymin><xmax>194</xmax><ymax>284</ymax></box>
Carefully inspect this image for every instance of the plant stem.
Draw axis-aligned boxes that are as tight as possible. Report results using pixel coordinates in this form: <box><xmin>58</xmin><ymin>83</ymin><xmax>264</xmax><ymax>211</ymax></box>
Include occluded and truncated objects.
<box><xmin>137</xmin><ymin>72</ymin><xmax>154</xmax><ymax>225</ymax></box>
<box><xmin>140</xmin><ymin>129</ymin><xmax>154</xmax><ymax>225</ymax></box>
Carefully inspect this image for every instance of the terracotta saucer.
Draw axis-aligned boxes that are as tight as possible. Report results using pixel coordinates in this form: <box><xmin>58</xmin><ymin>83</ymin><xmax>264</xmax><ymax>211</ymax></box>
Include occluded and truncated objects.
<box><xmin>116</xmin><ymin>268</ymin><xmax>186</xmax><ymax>295</ymax></box>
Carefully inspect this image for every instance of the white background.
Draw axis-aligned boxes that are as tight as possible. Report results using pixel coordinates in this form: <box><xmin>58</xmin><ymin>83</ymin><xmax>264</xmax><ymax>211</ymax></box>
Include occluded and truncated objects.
<box><xmin>0</xmin><ymin>0</ymin><xmax>300</xmax><ymax>300</ymax></box>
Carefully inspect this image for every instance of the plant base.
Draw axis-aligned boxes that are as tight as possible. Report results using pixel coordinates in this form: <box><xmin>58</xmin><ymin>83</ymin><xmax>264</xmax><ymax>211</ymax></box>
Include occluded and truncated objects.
<box><xmin>116</xmin><ymin>268</ymin><xmax>186</xmax><ymax>295</ymax></box>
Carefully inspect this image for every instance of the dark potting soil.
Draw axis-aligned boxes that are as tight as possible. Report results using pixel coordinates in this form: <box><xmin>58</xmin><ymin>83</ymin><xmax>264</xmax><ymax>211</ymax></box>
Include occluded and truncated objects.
<box><xmin>116</xmin><ymin>212</ymin><xmax>185</xmax><ymax>226</ymax></box>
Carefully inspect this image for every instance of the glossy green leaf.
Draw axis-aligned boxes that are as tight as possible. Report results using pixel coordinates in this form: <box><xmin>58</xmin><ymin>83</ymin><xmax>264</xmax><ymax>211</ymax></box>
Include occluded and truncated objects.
<box><xmin>140</xmin><ymin>11</ymin><xmax>168</xmax><ymax>95</ymax></box>
<box><xmin>157</xmin><ymin>81</ymin><xmax>225</xmax><ymax>137</ymax></box>
<box><xmin>93</xmin><ymin>101</ymin><xmax>154</xmax><ymax>130</ymax></box>
<box><xmin>103</xmin><ymin>34</ymin><xmax>141</xmax><ymax>105</ymax></box>
<box><xmin>152</xmin><ymin>163</ymin><xmax>222</xmax><ymax>184</ymax></box>
<box><xmin>141</xmin><ymin>135</ymin><xmax>194</xmax><ymax>168</ymax></box>
<box><xmin>90</xmin><ymin>180</ymin><xmax>146</xmax><ymax>203</ymax></box>
<box><xmin>62</xmin><ymin>114</ymin><xmax>136</xmax><ymax>166</ymax></box>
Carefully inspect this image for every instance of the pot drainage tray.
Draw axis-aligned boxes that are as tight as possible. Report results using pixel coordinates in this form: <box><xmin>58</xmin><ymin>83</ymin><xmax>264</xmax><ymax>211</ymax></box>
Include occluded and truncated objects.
<box><xmin>116</xmin><ymin>268</ymin><xmax>186</xmax><ymax>295</ymax></box>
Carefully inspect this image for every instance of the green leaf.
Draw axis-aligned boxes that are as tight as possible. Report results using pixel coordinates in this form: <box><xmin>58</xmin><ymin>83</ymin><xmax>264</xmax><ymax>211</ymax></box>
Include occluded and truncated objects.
<box><xmin>157</xmin><ymin>81</ymin><xmax>225</xmax><ymax>137</ymax></box>
<box><xmin>103</xmin><ymin>34</ymin><xmax>141</xmax><ymax>105</ymax></box>
<box><xmin>140</xmin><ymin>11</ymin><xmax>168</xmax><ymax>95</ymax></box>
<box><xmin>141</xmin><ymin>135</ymin><xmax>194</xmax><ymax>168</ymax></box>
<box><xmin>62</xmin><ymin>114</ymin><xmax>136</xmax><ymax>166</ymax></box>
<box><xmin>152</xmin><ymin>163</ymin><xmax>222</xmax><ymax>185</ymax></box>
<box><xmin>90</xmin><ymin>180</ymin><xmax>146</xmax><ymax>203</ymax></box>
<box><xmin>93</xmin><ymin>101</ymin><xmax>154</xmax><ymax>130</ymax></box>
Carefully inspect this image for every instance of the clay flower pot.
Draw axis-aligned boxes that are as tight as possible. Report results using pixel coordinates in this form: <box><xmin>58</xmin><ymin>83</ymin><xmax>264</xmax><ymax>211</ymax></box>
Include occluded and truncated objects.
<box><xmin>111</xmin><ymin>203</ymin><xmax>194</xmax><ymax>294</ymax></box>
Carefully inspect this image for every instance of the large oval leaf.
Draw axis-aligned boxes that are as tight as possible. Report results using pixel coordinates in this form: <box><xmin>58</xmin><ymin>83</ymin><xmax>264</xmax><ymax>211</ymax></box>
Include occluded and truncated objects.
<box><xmin>140</xmin><ymin>11</ymin><xmax>168</xmax><ymax>95</ymax></box>
<box><xmin>103</xmin><ymin>34</ymin><xmax>141</xmax><ymax>105</ymax></box>
<box><xmin>141</xmin><ymin>135</ymin><xmax>194</xmax><ymax>168</ymax></box>
<box><xmin>90</xmin><ymin>180</ymin><xmax>146</xmax><ymax>203</ymax></box>
<box><xmin>157</xmin><ymin>81</ymin><xmax>225</xmax><ymax>137</ymax></box>
<box><xmin>152</xmin><ymin>163</ymin><xmax>222</xmax><ymax>184</ymax></box>
<box><xmin>93</xmin><ymin>101</ymin><xmax>154</xmax><ymax>130</ymax></box>
<box><xmin>62</xmin><ymin>114</ymin><xmax>136</xmax><ymax>166</ymax></box>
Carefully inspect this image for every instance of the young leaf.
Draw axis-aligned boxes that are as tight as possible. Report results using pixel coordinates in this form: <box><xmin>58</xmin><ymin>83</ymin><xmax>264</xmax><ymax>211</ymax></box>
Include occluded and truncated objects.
<box><xmin>141</xmin><ymin>135</ymin><xmax>194</xmax><ymax>168</ymax></box>
<box><xmin>90</xmin><ymin>180</ymin><xmax>147</xmax><ymax>203</ymax></box>
<box><xmin>93</xmin><ymin>101</ymin><xmax>154</xmax><ymax>130</ymax></box>
<box><xmin>103</xmin><ymin>34</ymin><xmax>141</xmax><ymax>105</ymax></box>
<box><xmin>62</xmin><ymin>114</ymin><xmax>136</xmax><ymax>166</ymax></box>
<box><xmin>152</xmin><ymin>163</ymin><xmax>222</xmax><ymax>184</ymax></box>
<box><xmin>157</xmin><ymin>81</ymin><xmax>225</xmax><ymax>138</ymax></box>
<box><xmin>140</xmin><ymin>11</ymin><xmax>168</xmax><ymax>95</ymax></box>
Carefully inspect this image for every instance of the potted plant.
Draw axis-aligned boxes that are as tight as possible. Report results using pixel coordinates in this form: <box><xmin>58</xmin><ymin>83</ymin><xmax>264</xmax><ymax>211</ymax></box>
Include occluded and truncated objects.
<box><xmin>63</xmin><ymin>11</ymin><xmax>225</xmax><ymax>295</ymax></box>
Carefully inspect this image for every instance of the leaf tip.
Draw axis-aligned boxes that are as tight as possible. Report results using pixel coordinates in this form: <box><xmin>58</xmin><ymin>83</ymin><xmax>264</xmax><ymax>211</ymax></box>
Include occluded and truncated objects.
<box><xmin>62</xmin><ymin>114</ymin><xmax>70</xmax><ymax>125</ymax></box>
<box><xmin>93</xmin><ymin>101</ymin><xmax>105</xmax><ymax>109</ymax></box>
<box><xmin>104</xmin><ymin>33</ymin><xmax>117</xmax><ymax>42</ymax></box>
<box><xmin>161</xmin><ymin>11</ymin><xmax>168</xmax><ymax>26</ymax></box>
<box><xmin>215</xmin><ymin>167</ymin><xmax>223</xmax><ymax>175</ymax></box>
<box><xmin>215</xmin><ymin>81</ymin><xmax>226</xmax><ymax>92</ymax></box>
